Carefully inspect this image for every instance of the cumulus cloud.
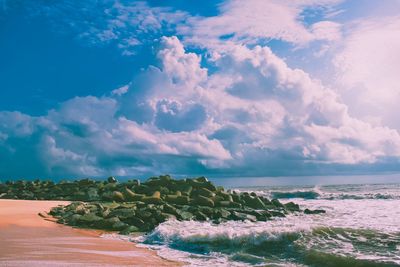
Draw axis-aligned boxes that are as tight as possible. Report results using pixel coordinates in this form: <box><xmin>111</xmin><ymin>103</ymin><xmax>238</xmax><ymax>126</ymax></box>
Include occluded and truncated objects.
<box><xmin>333</xmin><ymin>16</ymin><xmax>400</xmax><ymax>129</ymax></box>
<box><xmin>334</xmin><ymin>16</ymin><xmax>400</xmax><ymax>129</ymax></box>
<box><xmin>1</xmin><ymin>36</ymin><xmax>400</xmax><ymax>178</ymax></box>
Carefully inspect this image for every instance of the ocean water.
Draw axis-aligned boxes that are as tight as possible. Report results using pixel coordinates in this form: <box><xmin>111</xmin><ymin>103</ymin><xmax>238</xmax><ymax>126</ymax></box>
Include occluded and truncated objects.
<box><xmin>107</xmin><ymin>175</ymin><xmax>400</xmax><ymax>266</ymax></box>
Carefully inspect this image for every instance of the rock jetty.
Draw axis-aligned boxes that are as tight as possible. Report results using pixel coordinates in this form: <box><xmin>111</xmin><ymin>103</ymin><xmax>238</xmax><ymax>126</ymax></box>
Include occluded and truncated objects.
<box><xmin>0</xmin><ymin>175</ymin><xmax>324</xmax><ymax>234</ymax></box>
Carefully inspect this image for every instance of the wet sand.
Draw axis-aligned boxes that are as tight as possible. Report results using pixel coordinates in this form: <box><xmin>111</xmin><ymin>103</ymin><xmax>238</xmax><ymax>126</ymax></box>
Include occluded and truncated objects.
<box><xmin>0</xmin><ymin>199</ymin><xmax>182</xmax><ymax>266</ymax></box>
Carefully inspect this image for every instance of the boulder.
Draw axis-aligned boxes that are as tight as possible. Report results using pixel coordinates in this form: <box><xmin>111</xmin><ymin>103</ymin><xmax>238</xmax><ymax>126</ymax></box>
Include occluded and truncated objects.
<box><xmin>269</xmin><ymin>210</ymin><xmax>285</xmax><ymax>217</ymax></box>
<box><xmin>171</xmin><ymin>184</ymin><xmax>192</xmax><ymax>196</ymax></box>
<box><xmin>107</xmin><ymin>208</ymin><xmax>136</xmax><ymax>220</ymax></box>
<box><xmin>152</xmin><ymin>191</ymin><xmax>161</xmax><ymax>198</ymax></box>
<box><xmin>284</xmin><ymin>202</ymin><xmax>300</xmax><ymax>212</ymax></box>
<box><xmin>217</xmin><ymin>191</ymin><xmax>233</xmax><ymax>202</ymax></box>
<box><xmin>74</xmin><ymin>204</ymin><xmax>88</xmax><ymax>215</ymax></box>
<box><xmin>191</xmin><ymin>195</ymin><xmax>215</xmax><ymax>207</ymax></box>
<box><xmin>216</xmin><ymin>200</ymin><xmax>231</xmax><ymax>208</ymax></box>
<box><xmin>304</xmin><ymin>209</ymin><xmax>326</xmax><ymax>214</ymax></box>
<box><xmin>165</xmin><ymin>195</ymin><xmax>190</xmax><ymax>205</ymax></box>
<box><xmin>78</xmin><ymin>213</ymin><xmax>103</xmax><ymax>226</ymax></box>
<box><xmin>194</xmin><ymin>188</ymin><xmax>216</xmax><ymax>198</ymax></box>
<box><xmin>158</xmin><ymin>212</ymin><xmax>177</xmax><ymax>222</ymax></box>
<box><xmin>119</xmin><ymin>225</ymin><xmax>140</xmax><ymax>235</ymax></box>
<box><xmin>177</xmin><ymin>211</ymin><xmax>193</xmax><ymax>221</ymax></box>
<box><xmin>231</xmin><ymin>194</ymin><xmax>241</xmax><ymax>203</ymax></box>
<box><xmin>194</xmin><ymin>211</ymin><xmax>208</xmax><ymax>221</ymax></box>
<box><xmin>230</xmin><ymin>211</ymin><xmax>257</xmax><ymax>222</ymax></box>
<box><xmin>126</xmin><ymin>179</ymin><xmax>140</xmax><ymax>187</ymax></box>
<box><xmin>112</xmin><ymin>221</ymin><xmax>128</xmax><ymax>231</ymax></box>
<box><xmin>129</xmin><ymin>217</ymin><xmax>146</xmax><ymax>229</ymax></box>
<box><xmin>107</xmin><ymin>176</ymin><xmax>118</xmax><ymax>183</ymax></box>
<box><xmin>112</xmin><ymin>191</ymin><xmax>125</xmax><ymax>202</ymax></box>
<box><xmin>163</xmin><ymin>203</ymin><xmax>178</xmax><ymax>215</ymax></box>
<box><xmin>136</xmin><ymin>209</ymin><xmax>153</xmax><ymax>219</ymax></box>
<box><xmin>123</xmin><ymin>188</ymin><xmax>144</xmax><ymax>201</ymax></box>
<box><xmin>214</xmin><ymin>208</ymin><xmax>231</xmax><ymax>219</ymax></box>
<box><xmin>271</xmin><ymin>199</ymin><xmax>284</xmax><ymax>208</ymax></box>
<box><xmin>68</xmin><ymin>214</ymin><xmax>82</xmax><ymax>225</ymax></box>
<box><xmin>246</xmin><ymin>196</ymin><xmax>266</xmax><ymax>210</ymax></box>
<box><xmin>141</xmin><ymin>196</ymin><xmax>163</xmax><ymax>204</ymax></box>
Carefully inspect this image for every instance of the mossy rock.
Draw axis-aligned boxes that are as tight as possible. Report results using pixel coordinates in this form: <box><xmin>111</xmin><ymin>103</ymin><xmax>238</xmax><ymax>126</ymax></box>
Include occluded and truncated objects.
<box><xmin>228</xmin><ymin>202</ymin><xmax>242</xmax><ymax>209</ymax></box>
<box><xmin>245</xmin><ymin>196</ymin><xmax>266</xmax><ymax>210</ymax></box>
<box><xmin>97</xmin><ymin>217</ymin><xmax>120</xmax><ymax>228</ymax></box>
<box><xmin>104</xmin><ymin>183</ymin><xmax>117</xmax><ymax>191</ymax></box>
<box><xmin>119</xmin><ymin>225</ymin><xmax>140</xmax><ymax>235</ymax></box>
<box><xmin>159</xmin><ymin>212</ymin><xmax>177</xmax><ymax>221</ymax></box>
<box><xmin>165</xmin><ymin>195</ymin><xmax>190</xmax><ymax>205</ymax></box>
<box><xmin>215</xmin><ymin>200</ymin><xmax>231</xmax><ymax>208</ymax></box>
<box><xmin>112</xmin><ymin>221</ymin><xmax>128</xmax><ymax>231</ymax></box>
<box><xmin>141</xmin><ymin>196</ymin><xmax>163</xmax><ymax>204</ymax></box>
<box><xmin>144</xmin><ymin>176</ymin><xmax>171</xmax><ymax>187</ymax></box>
<box><xmin>124</xmin><ymin>188</ymin><xmax>144</xmax><ymax>201</ymax></box>
<box><xmin>191</xmin><ymin>195</ymin><xmax>215</xmax><ymax>207</ymax></box>
<box><xmin>177</xmin><ymin>210</ymin><xmax>193</xmax><ymax>221</ymax></box>
<box><xmin>269</xmin><ymin>210</ymin><xmax>285</xmax><ymax>217</ymax></box>
<box><xmin>136</xmin><ymin>209</ymin><xmax>153</xmax><ymax>219</ymax></box>
<box><xmin>152</xmin><ymin>191</ymin><xmax>161</xmax><ymax>198</ymax></box>
<box><xmin>193</xmin><ymin>188</ymin><xmax>216</xmax><ymax>198</ymax></box>
<box><xmin>284</xmin><ymin>202</ymin><xmax>300</xmax><ymax>212</ymax></box>
<box><xmin>217</xmin><ymin>191</ymin><xmax>233</xmax><ymax>202</ymax></box>
<box><xmin>304</xmin><ymin>208</ymin><xmax>326</xmax><ymax>214</ymax></box>
<box><xmin>129</xmin><ymin>217</ymin><xmax>146</xmax><ymax>229</ymax></box>
<box><xmin>78</xmin><ymin>213</ymin><xmax>103</xmax><ymax>225</ymax></box>
<box><xmin>271</xmin><ymin>199</ymin><xmax>284</xmax><ymax>208</ymax></box>
<box><xmin>107</xmin><ymin>208</ymin><xmax>136</xmax><ymax>220</ymax></box>
<box><xmin>126</xmin><ymin>179</ymin><xmax>140</xmax><ymax>187</ymax></box>
<box><xmin>101</xmin><ymin>191</ymin><xmax>114</xmax><ymax>201</ymax></box>
<box><xmin>163</xmin><ymin>203</ymin><xmax>178</xmax><ymax>215</ymax></box>
<box><xmin>214</xmin><ymin>208</ymin><xmax>231</xmax><ymax>219</ymax></box>
<box><xmin>73</xmin><ymin>204</ymin><xmax>88</xmax><ymax>215</ymax></box>
<box><xmin>171</xmin><ymin>184</ymin><xmax>192</xmax><ymax>196</ymax></box>
<box><xmin>230</xmin><ymin>211</ymin><xmax>257</xmax><ymax>222</ymax></box>
<box><xmin>68</xmin><ymin>214</ymin><xmax>83</xmax><ymax>225</ymax></box>
<box><xmin>194</xmin><ymin>211</ymin><xmax>208</xmax><ymax>221</ymax></box>
<box><xmin>107</xmin><ymin>176</ymin><xmax>117</xmax><ymax>183</ymax></box>
<box><xmin>112</xmin><ymin>191</ymin><xmax>125</xmax><ymax>202</ymax></box>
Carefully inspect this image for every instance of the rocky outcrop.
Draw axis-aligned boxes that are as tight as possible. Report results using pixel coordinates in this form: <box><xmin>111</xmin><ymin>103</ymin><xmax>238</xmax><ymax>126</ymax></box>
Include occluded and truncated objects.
<box><xmin>0</xmin><ymin>175</ymin><xmax>324</xmax><ymax>234</ymax></box>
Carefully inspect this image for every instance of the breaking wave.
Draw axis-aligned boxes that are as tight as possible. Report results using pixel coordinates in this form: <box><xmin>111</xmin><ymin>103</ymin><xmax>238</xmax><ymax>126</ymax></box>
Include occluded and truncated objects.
<box><xmin>134</xmin><ymin>219</ymin><xmax>400</xmax><ymax>266</ymax></box>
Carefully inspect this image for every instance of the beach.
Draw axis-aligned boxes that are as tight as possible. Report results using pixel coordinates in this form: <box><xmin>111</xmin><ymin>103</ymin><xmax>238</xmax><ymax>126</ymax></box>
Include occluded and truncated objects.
<box><xmin>0</xmin><ymin>199</ymin><xmax>181</xmax><ymax>267</ymax></box>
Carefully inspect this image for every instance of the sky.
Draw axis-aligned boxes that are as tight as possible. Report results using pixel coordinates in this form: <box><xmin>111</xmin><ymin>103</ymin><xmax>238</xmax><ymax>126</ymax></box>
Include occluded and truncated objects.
<box><xmin>1</xmin><ymin>0</ymin><xmax>400</xmax><ymax>178</ymax></box>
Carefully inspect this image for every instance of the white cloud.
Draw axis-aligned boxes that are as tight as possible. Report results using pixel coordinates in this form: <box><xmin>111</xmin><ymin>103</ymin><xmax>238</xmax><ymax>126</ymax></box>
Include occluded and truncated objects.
<box><xmin>311</xmin><ymin>21</ymin><xmax>342</xmax><ymax>41</ymax></box>
<box><xmin>26</xmin><ymin>0</ymin><xmax>190</xmax><ymax>56</ymax></box>
<box><xmin>180</xmin><ymin>0</ymin><xmax>343</xmax><ymax>48</ymax></box>
<box><xmin>111</xmin><ymin>85</ymin><xmax>129</xmax><ymax>96</ymax></box>
<box><xmin>334</xmin><ymin>16</ymin><xmax>400</xmax><ymax>129</ymax></box>
<box><xmin>24</xmin><ymin>0</ymin><xmax>345</xmax><ymax>57</ymax></box>
<box><xmin>1</xmin><ymin>35</ymin><xmax>400</xmax><ymax>177</ymax></box>
<box><xmin>157</xmin><ymin>36</ymin><xmax>208</xmax><ymax>87</ymax></box>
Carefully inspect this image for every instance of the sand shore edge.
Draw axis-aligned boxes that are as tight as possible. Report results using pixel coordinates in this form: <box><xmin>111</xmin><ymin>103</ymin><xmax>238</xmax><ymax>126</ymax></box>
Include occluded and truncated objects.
<box><xmin>0</xmin><ymin>199</ymin><xmax>182</xmax><ymax>267</ymax></box>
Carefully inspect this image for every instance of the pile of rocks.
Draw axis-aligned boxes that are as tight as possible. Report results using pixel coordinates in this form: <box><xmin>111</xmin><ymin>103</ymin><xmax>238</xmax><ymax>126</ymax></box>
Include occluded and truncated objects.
<box><xmin>1</xmin><ymin>175</ymin><xmax>325</xmax><ymax>234</ymax></box>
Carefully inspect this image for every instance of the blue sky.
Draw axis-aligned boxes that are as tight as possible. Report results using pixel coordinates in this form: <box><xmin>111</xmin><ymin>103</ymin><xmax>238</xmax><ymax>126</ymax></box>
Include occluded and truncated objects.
<box><xmin>1</xmin><ymin>0</ymin><xmax>400</xmax><ymax>178</ymax></box>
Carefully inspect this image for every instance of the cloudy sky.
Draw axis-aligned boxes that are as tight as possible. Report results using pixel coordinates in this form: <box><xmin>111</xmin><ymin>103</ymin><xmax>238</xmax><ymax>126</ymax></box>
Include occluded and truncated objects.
<box><xmin>1</xmin><ymin>0</ymin><xmax>400</xmax><ymax>178</ymax></box>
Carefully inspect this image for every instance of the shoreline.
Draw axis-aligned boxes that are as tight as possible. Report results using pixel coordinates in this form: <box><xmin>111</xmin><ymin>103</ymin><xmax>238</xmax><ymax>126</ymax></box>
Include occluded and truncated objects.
<box><xmin>0</xmin><ymin>199</ymin><xmax>182</xmax><ymax>266</ymax></box>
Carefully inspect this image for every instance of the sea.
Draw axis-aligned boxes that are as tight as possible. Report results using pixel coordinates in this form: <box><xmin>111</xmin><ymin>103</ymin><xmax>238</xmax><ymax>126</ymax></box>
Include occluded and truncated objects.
<box><xmin>104</xmin><ymin>174</ymin><xmax>400</xmax><ymax>266</ymax></box>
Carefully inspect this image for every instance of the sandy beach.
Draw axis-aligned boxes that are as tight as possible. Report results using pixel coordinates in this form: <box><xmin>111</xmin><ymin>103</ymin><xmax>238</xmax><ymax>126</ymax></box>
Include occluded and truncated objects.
<box><xmin>0</xmin><ymin>199</ymin><xmax>181</xmax><ymax>267</ymax></box>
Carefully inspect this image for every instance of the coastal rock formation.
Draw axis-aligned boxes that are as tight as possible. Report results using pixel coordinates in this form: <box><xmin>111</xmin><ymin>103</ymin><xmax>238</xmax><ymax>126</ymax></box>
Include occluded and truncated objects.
<box><xmin>0</xmin><ymin>176</ymin><xmax>324</xmax><ymax>234</ymax></box>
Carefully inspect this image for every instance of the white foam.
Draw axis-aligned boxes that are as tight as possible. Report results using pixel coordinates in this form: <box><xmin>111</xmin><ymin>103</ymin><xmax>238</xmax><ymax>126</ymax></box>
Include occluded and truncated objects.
<box><xmin>101</xmin><ymin>184</ymin><xmax>400</xmax><ymax>266</ymax></box>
